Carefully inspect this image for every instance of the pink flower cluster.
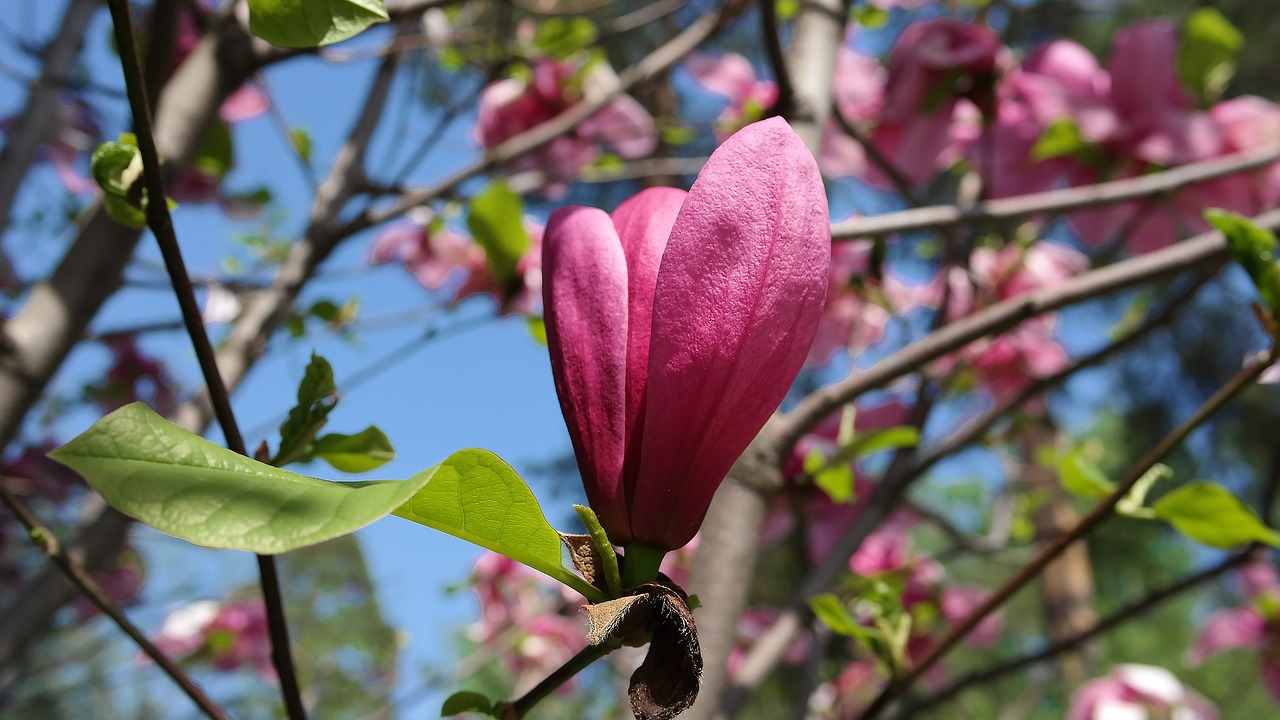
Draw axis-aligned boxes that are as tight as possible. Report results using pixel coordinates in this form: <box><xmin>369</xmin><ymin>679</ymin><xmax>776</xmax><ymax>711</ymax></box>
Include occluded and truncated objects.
<box><xmin>1068</xmin><ymin>664</ymin><xmax>1217</xmax><ymax>720</ymax></box>
<box><xmin>369</xmin><ymin>212</ymin><xmax>544</xmax><ymax>315</ymax></box>
<box><xmin>467</xmin><ymin>551</ymin><xmax>585</xmax><ymax>695</ymax></box>
<box><xmin>1185</xmin><ymin>556</ymin><xmax>1280</xmax><ymax>702</ymax></box>
<box><xmin>937</xmin><ymin>241</ymin><xmax>1089</xmax><ymax>400</ymax></box>
<box><xmin>476</xmin><ymin>58</ymin><xmax>657</xmax><ymax>197</ymax></box>
<box><xmin>149</xmin><ymin>598</ymin><xmax>274</xmax><ymax>680</ymax></box>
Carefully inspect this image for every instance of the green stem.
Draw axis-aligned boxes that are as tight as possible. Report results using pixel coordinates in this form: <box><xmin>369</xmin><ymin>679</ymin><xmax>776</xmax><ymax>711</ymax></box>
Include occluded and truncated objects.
<box><xmin>621</xmin><ymin>542</ymin><xmax>667</xmax><ymax>589</ymax></box>
<box><xmin>503</xmin><ymin>643</ymin><xmax>612</xmax><ymax>718</ymax></box>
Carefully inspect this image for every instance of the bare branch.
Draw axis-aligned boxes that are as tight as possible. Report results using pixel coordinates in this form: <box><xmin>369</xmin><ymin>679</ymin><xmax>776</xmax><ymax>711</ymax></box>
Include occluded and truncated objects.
<box><xmin>832</xmin><ymin>146</ymin><xmax>1280</xmax><ymax>240</ymax></box>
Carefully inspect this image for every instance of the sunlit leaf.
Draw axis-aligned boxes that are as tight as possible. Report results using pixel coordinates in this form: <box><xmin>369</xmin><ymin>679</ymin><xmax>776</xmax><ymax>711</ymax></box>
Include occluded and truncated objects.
<box><xmin>48</xmin><ymin>403</ymin><xmax>424</xmax><ymax>554</ymax></box>
<box><xmin>1177</xmin><ymin>8</ymin><xmax>1243</xmax><ymax>104</ymax></box>
<box><xmin>1152</xmin><ymin>481</ymin><xmax>1280</xmax><ymax>549</ymax></box>
<box><xmin>274</xmin><ymin>352</ymin><xmax>337</xmax><ymax>466</ymax></box>
<box><xmin>394</xmin><ymin>448</ymin><xmax>606</xmax><ymax>602</ymax></box>
<box><xmin>1207</xmin><ymin>210</ymin><xmax>1280</xmax><ymax>320</ymax></box>
<box><xmin>1057</xmin><ymin>449</ymin><xmax>1114</xmax><ymax>499</ymax></box>
<box><xmin>313</xmin><ymin>426</ymin><xmax>394</xmax><ymax>473</ymax></box>
<box><xmin>809</xmin><ymin>593</ymin><xmax>866</xmax><ymax>638</ymax></box>
<box><xmin>467</xmin><ymin>180</ymin><xmax>530</xmax><ymax>291</ymax></box>
<box><xmin>248</xmin><ymin>0</ymin><xmax>388</xmax><ymax>47</ymax></box>
<box><xmin>533</xmin><ymin>17</ymin><xmax>598</xmax><ymax>59</ymax></box>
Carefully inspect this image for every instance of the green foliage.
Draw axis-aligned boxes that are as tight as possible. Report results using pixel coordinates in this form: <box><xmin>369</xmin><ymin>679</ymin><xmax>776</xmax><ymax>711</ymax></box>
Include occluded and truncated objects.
<box><xmin>288</xmin><ymin>127</ymin><xmax>313</xmax><ymax>164</ymax></box>
<box><xmin>1032</xmin><ymin>117</ymin><xmax>1087</xmax><ymax>162</ymax></box>
<box><xmin>48</xmin><ymin>403</ymin><xmax>425</xmax><ymax>554</ymax></box>
<box><xmin>851</xmin><ymin>3</ymin><xmax>889</xmax><ymax>29</ymax></box>
<box><xmin>1057</xmin><ymin>448</ymin><xmax>1115</xmax><ymax>499</ymax></box>
<box><xmin>442</xmin><ymin>690</ymin><xmax>495</xmax><ymax>717</ymax></box>
<box><xmin>1152</xmin><ymin>481</ymin><xmax>1280</xmax><ymax>549</ymax></box>
<box><xmin>809</xmin><ymin>593</ymin><xmax>866</xmax><ymax>638</ymax></box>
<box><xmin>1206</xmin><ymin>209</ymin><xmax>1280</xmax><ymax>323</ymax></box>
<box><xmin>534</xmin><ymin>17</ymin><xmax>598</xmax><ymax>59</ymax></box>
<box><xmin>274</xmin><ymin>352</ymin><xmax>338</xmax><ymax>466</ymax></box>
<box><xmin>247</xmin><ymin>0</ymin><xmax>388</xmax><ymax>48</ymax></box>
<box><xmin>90</xmin><ymin>133</ymin><xmax>147</xmax><ymax>228</ymax></box>
<box><xmin>191</xmin><ymin>120</ymin><xmax>234</xmax><ymax>181</ymax></box>
<box><xmin>1177</xmin><ymin>8</ymin><xmax>1243</xmax><ymax>104</ymax></box>
<box><xmin>311</xmin><ymin>426</ymin><xmax>395</xmax><ymax>472</ymax></box>
<box><xmin>467</xmin><ymin>180</ymin><xmax>531</xmax><ymax>292</ymax></box>
<box><xmin>394</xmin><ymin>449</ymin><xmax>607</xmax><ymax>602</ymax></box>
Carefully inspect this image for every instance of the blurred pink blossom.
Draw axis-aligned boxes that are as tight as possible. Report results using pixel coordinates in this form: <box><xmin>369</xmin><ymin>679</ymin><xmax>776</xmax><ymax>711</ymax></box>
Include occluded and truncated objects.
<box><xmin>476</xmin><ymin>58</ymin><xmax>656</xmax><ymax>197</ymax></box>
<box><xmin>1185</xmin><ymin>556</ymin><xmax>1280</xmax><ymax>702</ymax></box>
<box><xmin>148</xmin><ymin>598</ymin><xmax>274</xmax><ymax>680</ymax></box>
<box><xmin>1068</xmin><ymin>664</ymin><xmax>1217</xmax><ymax>720</ymax></box>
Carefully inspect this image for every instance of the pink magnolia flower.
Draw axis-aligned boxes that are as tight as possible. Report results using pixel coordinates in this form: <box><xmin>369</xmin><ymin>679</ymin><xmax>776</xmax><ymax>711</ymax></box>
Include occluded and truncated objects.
<box><xmin>170</xmin><ymin>1</ymin><xmax>269</xmax><ymax>124</ymax></box>
<box><xmin>476</xmin><ymin>58</ymin><xmax>657</xmax><ymax>197</ymax></box>
<box><xmin>1068</xmin><ymin>664</ymin><xmax>1218</xmax><ymax>720</ymax></box>
<box><xmin>1185</xmin><ymin>557</ymin><xmax>1280</xmax><ymax>702</ymax></box>
<box><xmin>686</xmin><ymin>48</ymin><xmax>885</xmax><ymax>180</ymax></box>
<box><xmin>868</xmin><ymin>19</ymin><xmax>1005</xmax><ymax>187</ymax></box>
<box><xmin>370</xmin><ymin>215</ymin><xmax>544</xmax><ymax>316</ymax></box>
<box><xmin>467</xmin><ymin>552</ymin><xmax>584</xmax><ymax>693</ymax></box>
<box><xmin>543</xmin><ymin>117</ymin><xmax>830</xmax><ymax>552</ymax></box>
<box><xmin>148</xmin><ymin>598</ymin><xmax>274</xmax><ymax>680</ymax></box>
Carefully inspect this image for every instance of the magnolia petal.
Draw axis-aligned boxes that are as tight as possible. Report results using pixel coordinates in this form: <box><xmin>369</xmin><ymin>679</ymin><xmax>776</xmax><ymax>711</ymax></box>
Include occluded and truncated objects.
<box><xmin>611</xmin><ymin>187</ymin><xmax>687</xmax><ymax>494</ymax></box>
<box><xmin>632</xmin><ymin>117</ymin><xmax>830</xmax><ymax>549</ymax></box>
<box><xmin>581</xmin><ymin>95</ymin><xmax>659</xmax><ymax>159</ymax></box>
<box><xmin>543</xmin><ymin>207</ymin><xmax>633</xmax><ymax>542</ymax></box>
<box><xmin>1186</xmin><ymin>608</ymin><xmax>1267</xmax><ymax>664</ymax></box>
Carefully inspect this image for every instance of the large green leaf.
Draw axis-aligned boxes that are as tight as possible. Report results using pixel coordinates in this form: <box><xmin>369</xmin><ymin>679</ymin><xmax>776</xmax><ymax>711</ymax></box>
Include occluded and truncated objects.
<box><xmin>248</xmin><ymin>0</ymin><xmax>388</xmax><ymax>48</ymax></box>
<box><xmin>394</xmin><ymin>449</ymin><xmax>606</xmax><ymax>602</ymax></box>
<box><xmin>48</xmin><ymin>403</ymin><xmax>426</xmax><ymax>554</ymax></box>
<box><xmin>1152</xmin><ymin>481</ymin><xmax>1280</xmax><ymax>549</ymax></box>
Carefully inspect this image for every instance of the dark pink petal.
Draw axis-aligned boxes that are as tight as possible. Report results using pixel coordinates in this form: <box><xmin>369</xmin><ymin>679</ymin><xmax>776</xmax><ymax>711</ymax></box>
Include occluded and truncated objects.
<box><xmin>543</xmin><ymin>207</ymin><xmax>633</xmax><ymax>542</ymax></box>
<box><xmin>610</xmin><ymin>187</ymin><xmax>687</xmax><ymax>493</ymax></box>
<box><xmin>1186</xmin><ymin>608</ymin><xmax>1267</xmax><ymax>664</ymax></box>
<box><xmin>631</xmin><ymin>117</ymin><xmax>830</xmax><ymax>550</ymax></box>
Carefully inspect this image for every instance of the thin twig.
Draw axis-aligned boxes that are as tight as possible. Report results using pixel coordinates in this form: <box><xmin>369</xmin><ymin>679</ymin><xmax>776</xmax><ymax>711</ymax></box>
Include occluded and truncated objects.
<box><xmin>832</xmin><ymin>146</ymin><xmax>1280</xmax><ymax>240</ymax></box>
<box><xmin>503</xmin><ymin>644</ymin><xmax>613</xmax><ymax>718</ymax></box>
<box><xmin>344</xmin><ymin>0</ymin><xmax>752</xmax><ymax>235</ymax></box>
<box><xmin>759</xmin><ymin>0</ymin><xmax>795</xmax><ymax>118</ymax></box>
<box><xmin>858</xmin><ymin>348</ymin><xmax>1278</xmax><ymax>719</ymax></box>
<box><xmin>772</xmin><ymin>208</ymin><xmax>1280</xmax><ymax>456</ymax></box>
<box><xmin>897</xmin><ymin>549</ymin><xmax>1253</xmax><ymax>717</ymax></box>
<box><xmin>103</xmin><ymin>2</ymin><xmax>308</xmax><ymax>717</ymax></box>
<box><xmin>0</xmin><ymin>488</ymin><xmax>228</xmax><ymax>720</ymax></box>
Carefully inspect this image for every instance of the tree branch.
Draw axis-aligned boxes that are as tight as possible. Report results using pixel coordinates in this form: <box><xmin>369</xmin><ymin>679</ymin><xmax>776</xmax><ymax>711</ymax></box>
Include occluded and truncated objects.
<box><xmin>0</xmin><ymin>0</ymin><xmax>98</xmax><ymax>235</ymax></box>
<box><xmin>832</xmin><ymin>146</ymin><xmax>1280</xmax><ymax>240</ymax></box>
<box><xmin>859</xmin><ymin>348</ymin><xmax>1278</xmax><ymax>719</ymax></box>
<box><xmin>0</xmin><ymin>487</ymin><xmax>228</xmax><ymax>720</ymax></box>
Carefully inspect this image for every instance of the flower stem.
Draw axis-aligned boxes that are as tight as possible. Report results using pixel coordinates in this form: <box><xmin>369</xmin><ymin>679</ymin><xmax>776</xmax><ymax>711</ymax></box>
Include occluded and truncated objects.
<box><xmin>621</xmin><ymin>542</ymin><xmax>667</xmax><ymax>589</ymax></box>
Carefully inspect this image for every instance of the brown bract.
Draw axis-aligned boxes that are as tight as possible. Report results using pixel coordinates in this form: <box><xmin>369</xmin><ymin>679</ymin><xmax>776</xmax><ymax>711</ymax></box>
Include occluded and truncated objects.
<box><xmin>561</xmin><ymin>534</ymin><xmax>702</xmax><ymax>720</ymax></box>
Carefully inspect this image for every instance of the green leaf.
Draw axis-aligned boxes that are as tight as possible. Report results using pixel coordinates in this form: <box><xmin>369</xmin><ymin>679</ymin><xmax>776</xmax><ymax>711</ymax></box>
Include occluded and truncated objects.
<box><xmin>248</xmin><ymin>0</ymin><xmax>388</xmax><ymax>47</ymax></box>
<box><xmin>47</xmin><ymin>403</ymin><xmax>426</xmax><ymax>554</ymax></box>
<box><xmin>1116</xmin><ymin>463</ymin><xmax>1172</xmax><ymax>519</ymax></box>
<box><xmin>102</xmin><ymin>194</ymin><xmax>147</xmax><ymax>229</ymax></box>
<box><xmin>809</xmin><ymin>594</ymin><xmax>867</xmax><ymax>639</ymax></box>
<box><xmin>1057</xmin><ymin>449</ymin><xmax>1114</xmax><ymax>499</ymax></box>
<box><xmin>1032</xmin><ymin>117</ymin><xmax>1086</xmax><ymax>161</ymax></box>
<box><xmin>851</xmin><ymin>4</ymin><xmax>889</xmax><ymax>28</ymax></box>
<box><xmin>90</xmin><ymin>134</ymin><xmax>142</xmax><ymax>196</ymax></box>
<box><xmin>527</xmin><ymin>316</ymin><xmax>547</xmax><ymax>346</ymax></box>
<box><xmin>533</xmin><ymin>17</ymin><xmax>598</xmax><ymax>59</ymax></box>
<box><xmin>313</xmin><ymin>426</ymin><xmax>394</xmax><ymax>473</ymax></box>
<box><xmin>442</xmin><ymin>691</ymin><xmax>494</xmax><ymax>717</ymax></box>
<box><xmin>288</xmin><ymin>127</ymin><xmax>312</xmax><ymax>164</ymax></box>
<box><xmin>775</xmin><ymin>0</ymin><xmax>798</xmax><ymax>21</ymax></box>
<box><xmin>1177</xmin><ymin>8</ymin><xmax>1243</xmax><ymax>104</ymax></box>
<box><xmin>192</xmin><ymin>120</ymin><xmax>234</xmax><ymax>181</ymax></box>
<box><xmin>814</xmin><ymin>464</ymin><xmax>855</xmax><ymax>504</ymax></box>
<box><xmin>573</xmin><ymin>504</ymin><xmax>622</xmax><ymax>598</ymax></box>
<box><xmin>1207</xmin><ymin>210</ymin><xmax>1280</xmax><ymax>318</ymax></box>
<box><xmin>467</xmin><ymin>181</ymin><xmax>530</xmax><ymax>291</ymax></box>
<box><xmin>1152</xmin><ymin>481</ymin><xmax>1280</xmax><ymax>549</ymax></box>
<box><xmin>394</xmin><ymin>449</ymin><xmax>606</xmax><ymax>602</ymax></box>
<box><xmin>658</xmin><ymin>122</ymin><xmax>697</xmax><ymax>147</ymax></box>
<box><xmin>840</xmin><ymin>426</ymin><xmax>920</xmax><ymax>460</ymax></box>
<box><xmin>274</xmin><ymin>352</ymin><xmax>338</xmax><ymax>467</ymax></box>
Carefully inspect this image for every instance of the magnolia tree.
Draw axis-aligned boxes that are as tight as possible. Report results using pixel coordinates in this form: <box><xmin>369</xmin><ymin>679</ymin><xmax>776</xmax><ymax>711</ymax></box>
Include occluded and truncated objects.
<box><xmin>4</xmin><ymin>0</ymin><xmax>1280</xmax><ymax>718</ymax></box>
